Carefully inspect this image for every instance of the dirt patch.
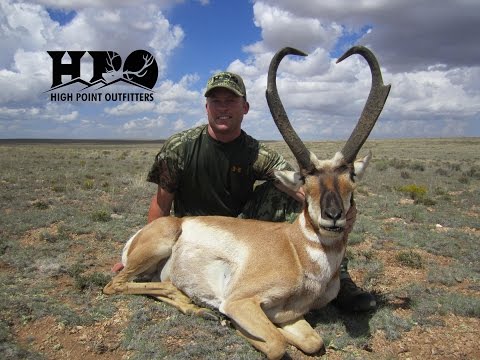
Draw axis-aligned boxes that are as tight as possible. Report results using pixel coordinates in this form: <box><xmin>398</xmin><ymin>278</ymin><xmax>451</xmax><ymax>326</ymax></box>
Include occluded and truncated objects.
<box><xmin>15</xmin><ymin>303</ymin><xmax>132</xmax><ymax>360</ymax></box>
<box><xmin>371</xmin><ymin>314</ymin><xmax>480</xmax><ymax>359</ymax></box>
<box><xmin>19</xmin><ymin>223</ymin><xmax>61</xmax><ymax>247</ymax></box>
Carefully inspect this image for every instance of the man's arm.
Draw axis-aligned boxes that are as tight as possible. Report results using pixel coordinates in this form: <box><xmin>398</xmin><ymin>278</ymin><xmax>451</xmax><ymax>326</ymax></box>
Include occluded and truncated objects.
<box><xmin>147</xmin><ymin>185</ymin><xmax>174</xmax><ymax>223</ymax></box>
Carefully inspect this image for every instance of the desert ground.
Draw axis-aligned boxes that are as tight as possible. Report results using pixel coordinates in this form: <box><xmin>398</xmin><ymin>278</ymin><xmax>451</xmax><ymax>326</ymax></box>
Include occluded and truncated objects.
<box><xmin>1</xmin><ymin>137</ymin><xmax>479</xmax><ymax>359</ymax></box>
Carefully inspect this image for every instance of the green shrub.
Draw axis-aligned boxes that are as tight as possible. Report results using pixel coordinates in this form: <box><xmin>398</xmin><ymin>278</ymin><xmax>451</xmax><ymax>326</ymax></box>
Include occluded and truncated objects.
<box><xmin>67</xmin><ymin>262</ymin><xmax>86</xmax><ymax>278</ymax></box>
<box><xmin>435</xmin><ymin>168</ymin><xmax>449</xmax><ymax>176</ymax></box>
<box><xmin>66</xmin><ymin>262</ymin><xmax>110</xmax><ymax>291</ymax></box>
<box><xmin>464</xmin><ymin>165</ymin><xmax>480</xmax><ymax>179</ymax></box>
<box><xmin>434</xmin><ymin>187</ymin><xmax>448</xmax><ymax>195</ymax></box>
<box><xmin>374</xmin><ymin>160</ymin><xmax>389</xmax><ymax>171</ymax></box>
<box><xmin>417</xmin><ymin>197</ymin><xmax>436</xmax><ymax>206</ymax></box>
<box><xmin>52</xmin><ymin>185</ymin><xmax>66</xmax><ymax>192</ymax></box>
<box><xmin>74</xmin><ymin>272</ymin><xmax>111</xmax><ymax>291</ymax></box>
<box><xmin>396</xmin><ymin>184</ymin><xmax>436</xmax><ymax>205</ymax></box>
<box><xmin>391</xmin><ymin>158</ymin><xmax>408</xmax><ymax>169</ymax></box>
<box><xmin>397</xmin><ymin>184</ymin><xmax>427</xmax><ymax>200</ymax></box>
<box><xmin>409</xmin><ymin>162</ymin><xmax>425</xmax><ymax>171</ymax></box>
<box><xmin>427</xmin><ymin>266</ymin><xmax>466</xmax><ymax>286</ymax></box>
<box><xmin>370</xmin><ymin>308</ymin><xmax>414</xmax><ymax>340</ymax></box>
<box><xmin>407</xmin><ymin>284</ymin><xmax>480</xmax><ymax>321</ymax></box>
<box><xmin>396</xmin><ymin>250</ymin><xmax>423</xmax><ymax>269</ymax></box>
<box><xmin>347</xmin><ymin>232</ymin><xmax>365</xmax><ymax>245</ymax></box>
<box><xmin>32</xmin><ymin>200</ymin><xmax>49</xmax><ymax>209</ymax></box>
<box><xmin>91</xmin><ymin>209</ymin><xmax>111</xmax><ymax>222</ymax></box>
<box><xmin>82</xmin><ymin>179</ymin><xmax>95</xmax><ymax>189</ymax></box>
<box><xmin>447</xmin><ymin>162</ymin><xmax>461</xmax><ymax>171</ymax></box>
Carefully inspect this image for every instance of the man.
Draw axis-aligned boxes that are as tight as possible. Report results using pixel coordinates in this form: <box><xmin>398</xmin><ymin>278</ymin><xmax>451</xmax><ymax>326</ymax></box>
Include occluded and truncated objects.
<box><xmin>145</xmin><ymin>71</ymin><xmax>376</xmax><ymax>312</ymax></box>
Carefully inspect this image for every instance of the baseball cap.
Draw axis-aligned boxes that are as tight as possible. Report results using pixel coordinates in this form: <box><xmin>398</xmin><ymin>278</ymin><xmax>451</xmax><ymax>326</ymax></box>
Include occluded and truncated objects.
<box><xmin>204</xmin><ymin>71</ymin><xmax>247</xmax><ymax>99</ymax></box>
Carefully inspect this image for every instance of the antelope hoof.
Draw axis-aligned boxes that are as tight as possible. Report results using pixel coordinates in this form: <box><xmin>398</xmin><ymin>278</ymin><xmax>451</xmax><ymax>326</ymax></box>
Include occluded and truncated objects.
<box><xmin>103</xmin><ymin>281</ymin><xmax>117</xmax><ymax>295</ymax></box>
<box><xmin>196</xmin><ymin>308</ymin><xmax>220</xmax><ymax>321</ymax></box>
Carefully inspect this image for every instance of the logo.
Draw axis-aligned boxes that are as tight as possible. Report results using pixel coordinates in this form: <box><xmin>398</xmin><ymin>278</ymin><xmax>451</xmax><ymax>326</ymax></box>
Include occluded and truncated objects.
<box><xmin>231</xmin><ymin>165</ymin><xmax>242</xmax><ymax>173</ymax></box>
<box><xmin>46</xmin><ymin>50</ymin><xmax>158</xmax><ymax>102</ymax></box>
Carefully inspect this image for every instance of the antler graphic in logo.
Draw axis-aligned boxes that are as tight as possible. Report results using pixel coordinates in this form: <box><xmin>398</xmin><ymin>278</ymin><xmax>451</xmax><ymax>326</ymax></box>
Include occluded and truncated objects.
<box><xmin>103</xmin><ymin>51</ymin><xmax>122</xmax><ymax>81</ymax></box>
<box><xmin>123</xmin><ymin>54</ymin><xmax>154</xmax><ymax>81</ymax></box>
<box><xmin>103</xmin><ymin>50</ymin><xmax>158</xmax><ymax>89</ymax></box>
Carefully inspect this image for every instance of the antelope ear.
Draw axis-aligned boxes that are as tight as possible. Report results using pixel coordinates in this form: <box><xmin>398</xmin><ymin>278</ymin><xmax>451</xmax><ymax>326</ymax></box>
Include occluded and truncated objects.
<box><xmin>273</xmin><ymin>170</ymin><xmax>304</xmax><ymax>191</ymax></box>
<box><xmin>353</xmin><ymin>151</ymin><xmax>372</xmax><ymax>181</ymax></box>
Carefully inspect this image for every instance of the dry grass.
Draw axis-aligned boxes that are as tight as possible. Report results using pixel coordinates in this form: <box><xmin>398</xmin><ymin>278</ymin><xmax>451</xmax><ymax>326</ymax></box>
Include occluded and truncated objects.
<box><xmin>0</xmin><ymin>137</ymin><xmax>479</xmax><ymax>359</ymax></box>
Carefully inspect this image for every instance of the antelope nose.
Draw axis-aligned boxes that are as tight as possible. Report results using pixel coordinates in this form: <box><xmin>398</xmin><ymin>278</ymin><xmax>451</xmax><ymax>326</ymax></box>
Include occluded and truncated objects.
<box><xmin>325</xmin><ymin>207</ymin><xmax>342</xmax><ymax>222</ymax></box>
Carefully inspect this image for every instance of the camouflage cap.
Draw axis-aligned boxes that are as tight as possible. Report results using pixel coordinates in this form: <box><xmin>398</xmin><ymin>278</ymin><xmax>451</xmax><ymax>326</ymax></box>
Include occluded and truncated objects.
<box><xmin>204</xmin><ymin>71</ymin><xmax>247</xmax><ymax>99</ymax></box>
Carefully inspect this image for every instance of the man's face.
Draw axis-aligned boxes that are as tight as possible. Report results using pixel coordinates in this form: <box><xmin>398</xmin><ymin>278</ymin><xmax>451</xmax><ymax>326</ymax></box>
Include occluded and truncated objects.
<box><xmin>206</xmin><ymin>87</ymin><xmax>249</xmax><ymax>139</ymax></box>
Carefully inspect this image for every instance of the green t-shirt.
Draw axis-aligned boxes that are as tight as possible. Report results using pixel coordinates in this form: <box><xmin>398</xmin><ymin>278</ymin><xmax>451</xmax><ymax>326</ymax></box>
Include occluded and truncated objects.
<box><xmin>147</xmin><ymin>125</ymin><xmax>292</xmax><ymax>217</ymax></box>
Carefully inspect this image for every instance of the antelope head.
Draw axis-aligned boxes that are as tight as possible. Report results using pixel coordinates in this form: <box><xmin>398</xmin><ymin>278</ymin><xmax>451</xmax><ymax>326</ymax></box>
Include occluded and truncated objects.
<box><xmin>266</xmin><ymin>46</ymin><xmax>391</xmax><ymax>239</ymax></box>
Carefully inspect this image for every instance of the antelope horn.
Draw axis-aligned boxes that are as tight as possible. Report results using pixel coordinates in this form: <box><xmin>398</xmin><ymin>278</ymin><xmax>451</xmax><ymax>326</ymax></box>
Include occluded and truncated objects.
<box><xmin>338</xmin><ymin>46</ymin><xmax>391</xmax><ymax>163</ymax></box>
<box><xmin>266</xmin><ymin>47</ymin><xmax>315</xmax><ymax>173</ymax></box>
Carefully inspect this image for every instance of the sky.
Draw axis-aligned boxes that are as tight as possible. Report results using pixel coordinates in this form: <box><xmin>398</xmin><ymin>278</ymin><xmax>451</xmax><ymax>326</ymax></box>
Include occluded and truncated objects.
<box><xmin>0</xmin><ymin>0</ymin><xmax>479</xmax><ymax>140</ymax></box>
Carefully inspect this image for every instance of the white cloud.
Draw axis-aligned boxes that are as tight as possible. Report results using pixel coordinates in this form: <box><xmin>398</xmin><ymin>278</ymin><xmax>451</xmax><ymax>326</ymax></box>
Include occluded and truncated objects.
<box><xmin>225</xmin><ymin>0</ymin><xmax>480</xmax><ymax>140</ymax></box>
<box><xmin>251</xmin><ymin>2</ymin><xmax>342</xmax><ymax>53</ymax></box>
<box><xmin>0</xmin><ymin>50</ymin><xmax>52</xmax><ymax>103</ymax></box>
<box><xmin>258</xmin><ymin>0</ymin><xmax>480</xmax><ymax>72</ymax></box>
<box><xmin>30</xmin><ymin>0</ymin><xmax>181</xmax><ymax>10</ymax></box>
<box><xmin>52</xmin><ymin>5</ymin><xmax>184</xmax><ymax>78</ymax></box>
<box><xmin>0</xmin><ymin>105</ymin><xmax>40</xmax><ymax>117</ymax></box>
<box><xmin>0</xmin><ymin>0</ymin><xmax>479</xmax><ymax>139</ymax></box>
<box><xmin>57</xmin><ymin>110</ymin><xmax>78</xmax><ymax>122</ymax></box>
<box><xmin>0</xmin><ymin>1</ymin><xmax>58</xmax><ymax>67</ymax></box>
<box><xmin>173</xmin><ymin>118</ymin><xmax>186</xmax><ymax>131</ymax></box>
<box><xmin>151</xmin><ymin>76</ymin><xmax>204</xmax><ymax>118</ymax></box>
<box><xmin>121</xmin><ymin>116</ymin><xmax>166</xmax><ymax>138</ymax></box>
<box><xmin>104</xmin><ymin>101</ymin><xmax>156</xmax><ymax>116</ymax></box>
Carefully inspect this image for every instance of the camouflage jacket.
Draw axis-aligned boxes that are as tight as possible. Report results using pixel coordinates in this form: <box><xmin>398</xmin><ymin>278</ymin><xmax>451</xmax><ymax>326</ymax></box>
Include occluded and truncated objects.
<box><xmin>147</xmin><ymin>125</ymin><xmax>292</xmax><ymax>217</ymax></box>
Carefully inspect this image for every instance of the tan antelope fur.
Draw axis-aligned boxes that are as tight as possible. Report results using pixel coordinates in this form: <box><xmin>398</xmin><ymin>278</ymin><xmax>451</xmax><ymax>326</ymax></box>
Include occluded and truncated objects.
<box><xmin>103</xmin><ymin>46</ymin><xmax>390</xmax><ymax>360</ymax></box>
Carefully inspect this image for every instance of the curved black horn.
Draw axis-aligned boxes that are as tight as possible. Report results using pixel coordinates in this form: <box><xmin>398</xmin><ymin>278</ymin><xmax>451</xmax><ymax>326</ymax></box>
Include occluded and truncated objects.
<box><xmin>266</xmin><ymin>47</ymin><xmax>314</xmax><ymax>172</ymax></box>
<box><xmin>338</xmin><ymin>46</ymin><xmax>391</xmax><ymax>163</ymax></box>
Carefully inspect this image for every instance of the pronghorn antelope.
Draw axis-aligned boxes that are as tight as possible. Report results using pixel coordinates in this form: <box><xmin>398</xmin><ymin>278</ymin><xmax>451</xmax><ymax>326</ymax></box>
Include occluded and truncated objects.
<box><xmin>103</xmin><ymin>46</ymin><xmax>390</xmax><ymax>360</ymax></box>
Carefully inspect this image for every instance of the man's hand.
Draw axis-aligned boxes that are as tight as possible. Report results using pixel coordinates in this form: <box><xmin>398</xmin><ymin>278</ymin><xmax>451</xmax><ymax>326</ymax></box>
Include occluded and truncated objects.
<box><xmin>274</xmin><ymin>182</ymin><xmax>305</xmax><ymax>203</ymax></box>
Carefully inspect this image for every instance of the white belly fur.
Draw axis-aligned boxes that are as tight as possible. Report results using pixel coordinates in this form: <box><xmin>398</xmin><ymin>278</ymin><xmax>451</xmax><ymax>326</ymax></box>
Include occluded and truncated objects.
<box><xmin>168</xmin><ymin>219</ymin><xmax>248</xmax><ymax>309</ymax></box>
